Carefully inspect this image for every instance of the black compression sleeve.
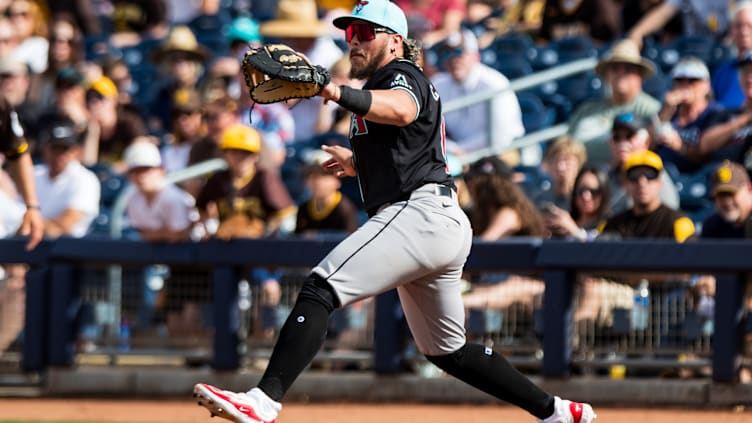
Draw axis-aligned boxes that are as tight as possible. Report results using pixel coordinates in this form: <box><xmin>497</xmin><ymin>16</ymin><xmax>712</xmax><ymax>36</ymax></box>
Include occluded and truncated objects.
<box><xmin>426</xmin><ymin>344</ymin><xmax>554</xmax><ymax>419</ymax></box>
<box><xmin>337</xmin><ymin>85</ymin><xmax>372</xmax><ymax>116</ymax></box>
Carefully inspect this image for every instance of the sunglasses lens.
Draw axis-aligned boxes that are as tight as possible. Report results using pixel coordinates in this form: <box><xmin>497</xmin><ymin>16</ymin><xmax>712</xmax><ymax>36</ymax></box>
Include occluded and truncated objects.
<box><xmin>346</xmin><ymin>24</ymin><xmax>375</xmax><ymax>42</ymax></box>
<box><xmin>576</xmin><ymin>187</ymin><xmax>601</xmax><ymax>196</ymax></box>
<box><xmin>627</xmin><ymin>168</ymin><xmax>659</xmax><ymax>182</ymax></box>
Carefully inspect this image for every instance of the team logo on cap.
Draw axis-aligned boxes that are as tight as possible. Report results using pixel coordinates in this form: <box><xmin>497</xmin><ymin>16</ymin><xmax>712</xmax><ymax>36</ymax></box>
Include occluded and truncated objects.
<box><xmin>717</xmin><ymin>165</ymin><xmax>732</xmax><ymax>183</ymax></box>
<box><xmin>354</xmin><ymin>1</ymin><xmax>369</xmax><ymax>14</ymax></box>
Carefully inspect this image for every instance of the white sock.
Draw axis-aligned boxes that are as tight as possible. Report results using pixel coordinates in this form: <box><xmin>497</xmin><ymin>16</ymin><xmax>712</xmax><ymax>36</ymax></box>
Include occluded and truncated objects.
<box><xmin>246</xmin><ymin>387</ymin><xmax>282</xmax><ymax>421</ymax></box>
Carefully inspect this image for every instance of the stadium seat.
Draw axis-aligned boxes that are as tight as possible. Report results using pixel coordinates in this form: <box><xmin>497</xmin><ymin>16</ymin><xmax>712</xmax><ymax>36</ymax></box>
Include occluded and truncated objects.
<box><xmin>517</xmin><ymin>92</ymin><xmax>556</xmax><ymax>133</ymax></box>
<box><xmin>555</xmin><ymin>70</ymin><xmax>603</xmax><ymax>108</ymax></box>
<box><xmin>655</xmin><ymin>35</ymin><xmax>716</xmax><ymax>74</ymax></box>
<box><xmin>88</xmin><ymin>164</ymin><xmax>129</xmax><ymax>207</ymax></box>
<box><xmin>486</xmin><ymin>32</ymin><xmax>538</xmax><ymax>63</ymax></box>
<box><xmin>514</xmin><ymin>165</ymin><xmax>552</xmax><ymax>199</ymax></box>
<box><xmin>492</xmin><ymin>56</ymin><xmax>533</xmax><ymax>80</ymax></box>
<box><xmin>550</xmin><ymin>36</ymin><xmax>598</xmax><ymax>64</ymax></box>
<box><xmin>642</xmin><ymin>66</ymin><xmax>668</xmax><ymax>100</ymax></box>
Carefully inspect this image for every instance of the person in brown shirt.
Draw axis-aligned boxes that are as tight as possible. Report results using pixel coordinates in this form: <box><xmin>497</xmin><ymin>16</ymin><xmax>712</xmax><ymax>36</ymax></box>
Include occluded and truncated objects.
<box><xmin>195</xmin><ymin>124</ymin><xmax>295</xmax><ymax>239</ymax></box>
<box><xmin>294</xmin><ymin>151</ymin><xmax>359</xmax><ymax>236</ymax></box>
<box><xmin>196</xmin><ymin>124</ymin><xmax>296</xmax><ymax>340</ymax></box>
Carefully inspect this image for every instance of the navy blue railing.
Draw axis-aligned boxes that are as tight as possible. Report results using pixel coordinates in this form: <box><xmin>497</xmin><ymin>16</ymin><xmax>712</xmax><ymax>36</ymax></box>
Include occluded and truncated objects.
<box><xmin>1</xmin><ymin>237</ymin><xmax>749</xmax><ymax>382</ymax></box>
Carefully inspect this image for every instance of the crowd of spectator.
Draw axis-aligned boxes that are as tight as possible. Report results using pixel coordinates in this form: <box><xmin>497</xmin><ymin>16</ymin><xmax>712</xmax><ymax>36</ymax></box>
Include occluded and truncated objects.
<box><xmin>0</xmin><ymin>0</ymin><xmax>751</xmax><ymax>380</ymax></box>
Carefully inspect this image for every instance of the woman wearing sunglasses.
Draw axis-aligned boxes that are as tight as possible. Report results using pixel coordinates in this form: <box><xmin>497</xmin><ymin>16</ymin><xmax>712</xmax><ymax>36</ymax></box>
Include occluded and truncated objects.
<box><xmin>546</xmin><ymin>165</ymin><xmax>611</xmax><ymax>241</ymax></box>
<box><xmin>193</xmin><ymin>1</ymin><xmax>595</xmax><ymax>423</ymax></box>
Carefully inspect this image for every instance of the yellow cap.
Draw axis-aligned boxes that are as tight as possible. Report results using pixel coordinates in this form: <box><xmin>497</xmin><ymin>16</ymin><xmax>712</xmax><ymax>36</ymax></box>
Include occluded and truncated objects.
<box><xmin>623</xmin><ymin>150</ymin><xmax>663</xmax><ymax>173</ymax></box>
<box><xmin>88</xmin><ymin>76</ymin><xmax>118</xmax><ymax>97</ymax></box>
<box><xmin>220</xmin><ymin>124</ymin><xmax>261</xmax><ymax>153</ymax></box>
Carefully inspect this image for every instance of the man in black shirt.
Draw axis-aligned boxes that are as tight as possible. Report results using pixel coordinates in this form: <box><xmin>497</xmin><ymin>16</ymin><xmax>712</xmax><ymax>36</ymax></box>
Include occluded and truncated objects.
<box><xmin>193</xmin><ymin>1</ymin><xmax>596</xmax><ymax>423</ymax></box>
<box><xmin>701</xmin><ymin>160</ymin><xmax>752</xmax><ymax>238</ymax></box>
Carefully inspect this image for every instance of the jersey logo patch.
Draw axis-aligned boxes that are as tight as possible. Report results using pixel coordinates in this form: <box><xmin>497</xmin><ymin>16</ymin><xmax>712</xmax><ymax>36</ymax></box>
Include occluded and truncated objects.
<box><xmin>351</xmin><ymin>114</ymin><xmax>368</xmax><ymax>137</ymax></box>
<box><xmin>391</xmin><ymin>73</ymin><xmax>412</xmax><ymax>90</ymax></box>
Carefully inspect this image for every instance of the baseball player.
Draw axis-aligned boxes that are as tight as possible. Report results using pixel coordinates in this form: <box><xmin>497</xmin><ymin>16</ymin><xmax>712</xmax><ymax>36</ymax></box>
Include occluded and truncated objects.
<box><xmin>194</xmin><ymin>1</ymin><xmax>596</xmax><ymax>423</ymax></box>
<box><xmin>0</xmin><ymin>96</ymin><xmax>43</xmax><ymax>250</ymax></box>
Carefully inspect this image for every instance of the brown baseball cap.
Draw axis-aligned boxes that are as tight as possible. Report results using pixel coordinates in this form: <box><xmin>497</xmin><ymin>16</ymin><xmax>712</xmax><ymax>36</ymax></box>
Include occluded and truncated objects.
<box><xmin>710</xmin><ymin>160</ymin><xmax>750</xmax><ymax>197</ymax></box>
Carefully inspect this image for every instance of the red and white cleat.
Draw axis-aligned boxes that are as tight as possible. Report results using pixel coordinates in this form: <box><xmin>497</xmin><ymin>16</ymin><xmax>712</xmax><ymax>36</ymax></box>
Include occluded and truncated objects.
<box><xmin>193</xmin><ymin>383</ymin><xmax>277</xmax><ymax>423</ymax></box>
<box><xmin>537</xmin><ymin>396</ymin><xmax>597</xmax><ymax>423</ymax></box>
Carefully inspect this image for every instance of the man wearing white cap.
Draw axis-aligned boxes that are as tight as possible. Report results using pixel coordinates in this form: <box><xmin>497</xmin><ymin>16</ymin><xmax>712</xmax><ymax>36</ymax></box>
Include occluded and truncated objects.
<box><xmin>430</xmin><ymin>28</ymin><xmax>525</xmax><ymax>159</ymax></box>
<box><xmin>653</xmin><ymin>56</ymin><xmax>724</xmax><ymax>173</ymax></box>
<box><xmin>194</xmin><ymin>1</ymin><xmax>596</xmax><ymax>423</ymax></box>
<box><xmin>123</xmin><ymin>139</ymin><xmax>197</xmax><ymax>242</ymax></box>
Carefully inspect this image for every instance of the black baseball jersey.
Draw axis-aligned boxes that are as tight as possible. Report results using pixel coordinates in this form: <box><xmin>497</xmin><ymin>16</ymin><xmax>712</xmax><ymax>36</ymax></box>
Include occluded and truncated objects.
<box><xmin>350</xmin><ymin>59</ymin><xmax>453</xmax><ymax>215</ymax></box>
<box><xmin>599</xmin><ymin>204</ymin><xmax>695</xmax><ymax>242</ymax></box>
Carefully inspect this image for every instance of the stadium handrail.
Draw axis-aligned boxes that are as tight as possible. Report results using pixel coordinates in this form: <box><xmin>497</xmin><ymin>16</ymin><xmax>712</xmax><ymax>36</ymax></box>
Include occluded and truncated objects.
<box><xmin>442</xmin><ymin>57</ymin><xmax>598</xmax><ymax>165</ymax></box>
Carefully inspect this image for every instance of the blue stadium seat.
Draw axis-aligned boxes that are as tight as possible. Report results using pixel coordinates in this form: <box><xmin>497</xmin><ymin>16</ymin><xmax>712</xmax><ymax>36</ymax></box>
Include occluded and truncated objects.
<box><xmin>492</xmin><ymin>56</ymin><xmax>533</xmax><ymax>80</ymax></box>
<box><xmin>486</xmin><ymin>32</ymin><xmax>538</xmax><ymax>63</ymax></box>
<box><xmin>642</xmin><ymin>66</ymin><xmax>668</xmax><ymax>100</ymax></box>
<box><xmin>655</xmin><ymin>35</ymin><xmax>716</xmax><ymax>74</ymax></box>
<box><xmin>514</xmin><ymin>165</ymin><xmax>552</xmax><ymax>199</ymax></box>
<box><xmin>88</xmin><ymin>164</ymin><xmax>129</xmax><ymax>207</ymax></box>
<box><xmin>550</xmin><ymin>36</ymin><xmax>598</xmax><ymax>64</ymax></box>
<box><xmin>555</xmin><ymin>70</ymin><xmax>603</xmax><ymax>108</ymax></box>
<box><xmin>517</xmin><ymin>92</ymin><xmax>556</xmax><ymax>133</ymax></box>
<box><xmin>85</xmin><ymin>35</ymin><xmax>119</xmax><ymax>62</ymax></box>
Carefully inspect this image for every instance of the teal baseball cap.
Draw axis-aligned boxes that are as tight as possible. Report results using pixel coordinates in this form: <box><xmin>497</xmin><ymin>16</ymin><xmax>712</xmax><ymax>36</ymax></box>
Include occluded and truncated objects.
<box><xmin>226</xmin><ymin>16</ymin><xmax>262</xmax><ymax>44</ymax></box>
<box><xmin>333</xmin><ymin>0</ymin><xmax>408</xmax><ymax>39</ymax></box>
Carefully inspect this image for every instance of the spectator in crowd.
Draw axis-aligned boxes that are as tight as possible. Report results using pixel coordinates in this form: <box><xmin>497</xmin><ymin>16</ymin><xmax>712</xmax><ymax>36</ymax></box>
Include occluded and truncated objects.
<box><xmin>196</xmin><ymin>124</ymin><xmax>296</xmax><ymax>240</ymax></box>
<box><xmin>258</xmin><ymin>0</ymin><xmax>344</xmax><ymax>143</ymax></box>
<box><xmin>460</xmin><ymin>155</ymin><xmax>547</xmax><ymax>332</ymax></box>
<box><xmin>124</xmin><ymin>140</ymin><xmax>197</xmax><ymax>242</ymax></box>
<box><xmin>600</xmin><ymin>150</ymin><xmax>695</xmax><ymax>240</ymax></box>
<box><xmin>653</xmin><ymin>57</ymin><xmax>725</xmax><ymax>174</ymax></box>
<box><xmin>0</xmin><ymin>96</ymin><xmax>42</xmax><ymax>354</ymax></box>
<box><xmin>576</xmin><ymin>150</ymin><xmax>695</xmax><ymax>327</ymax></box>
<box><xmin>46</xmin><ymin>1</ymin><xmax>101</xmax><ymax>35</ymax></box>
<box><xmin>534</xmin><ymin>136</ymin><xmax>587</xmax><ymax>212</ymax></box>
<box><xmin>545</xmin><ymin>165</ymin><xmax>611</xmax><ymax>241</ymax></box>
<box><xmin>195</xmin><ymin>124</ymin><xmax>296</xmax><ymax>339</ymax></box>
<box><xmin>699</xmin><ymin>160</ymin><xmax>752</xmax><ymax>383</ymax></box>
<box><xmin>0</xmin><ymin>96</ymin><xmax>42</xmax><ymax>249</ymax></box>
<box><xmin>316</xmin><ymin>55</ymin><xmax>360</xmax><ymax>137</ymax></box>
<box><xmin>701</xmin><ymin>160</ymin><xmax>752</xmax><ymax>238</ymax></box>
<box><xmin>188</xmin><ymin>92</ymin><xmax>238</xmax><ymax>165</ymax></box>
<box><xmin>465</xmin><ymin>0</ymin><xmax>544</xmax><ymax>49</ymax></box>
<box><xmin>567</xmin><ymin>39</ymin><xmax>661</xmax><ymax>165</ymax></box>
<box><xmin>145</xmin><ymin>25</ymin><xmax>208</xmax><ymax>134</ymax></box>
<box><xmin>394</xmin><ymin>0</ymin><xmax>466</xmax><ymax>46</ymax></box>
<box><xmin>110</xmin><ymin>0</ymin><xmax>170</xmax><ymax>47</ymax></box>
<box><xmin>605</xmin><ymin>112</ymin><xmax>679</xmax><ymax>214</ymax></box>
<box><xmin>165</xmin><ymin>0</ymin><xmax>203</xmax><ymax>25</ymax></box>
<box><xmin>711</xmin><ymin>1</ymin><xmax>752</xmax><ymax>109</ymax></box>
<box><xmin>100</xmin><ymin>57</ymin><xmax>137</xmax><ymax>110</ymax></box>
<box><xmin>226</xmin><ymin>16</ymin><xmax>262</xmax><ymax>59</ymax></box>
<box><xmin>0</xmin><ymin>56</ymin><xmax>38</xmax><ymax>129</ymax></box>
<box><xmin>626</xmin><ymin>0</ymin><xmax>733</xmax><ymax>48</ymax></box>
<box><xmin>33</xmin><ymin>113</ymin><xmax>100</xmax><ymax>238</ymax></box>
<box><xmin>700</xmin><ymin>51</ymin><xmax>752</xmax><ymax>168</ymax></box>
<box><xmin>162</xmin><ymin>88</ymin><xmax>205</xmax><ymax>174</ymax></box>
<box><xmin>27</xmin><ymin>14</ymin><xmax>84</xmax><ymax>109</ymax></box>
<box><xmin>431</xmin><ymin>29</ymin><xmax>525</xmax><ymax>162</ymax></box>
<box><xmin>6</xmin><ymin>0</ymin><xmax>48</xmax><ymax>73</ymax></box>
<box><xmin>294</xmin><ymin>150</ymin><xmax>359</xmax><ymax>236</ymax></box>
<box><xmin>539</xmin><ymin>0</ymin><xmax>622</xmax><ymax>44</ymax></box>
<box><xmin>33</xmin><ymin>66</ymin><xmax>90</xmax><ymax>148</ymax></box>
<box><xmin>83</xmin><ymin>75</ymin><xmax>147</xmax><ymax>169</ymax></box>
<box><xmin>122</xmin><ymin>139</ymin><xmax>204</xmax><ymax>337</ymax></box>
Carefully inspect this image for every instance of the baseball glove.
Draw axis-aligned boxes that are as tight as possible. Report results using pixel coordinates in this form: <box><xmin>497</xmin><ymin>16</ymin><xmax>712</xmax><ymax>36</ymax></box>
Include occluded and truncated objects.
<box><xmin>242</xmin><ymin>44</ymin><xmax>331</xmax><ymax>104</ymax></box>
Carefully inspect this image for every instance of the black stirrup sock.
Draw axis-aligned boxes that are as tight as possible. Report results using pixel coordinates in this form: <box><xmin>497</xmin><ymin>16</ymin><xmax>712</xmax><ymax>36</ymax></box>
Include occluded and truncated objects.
<box><xmin>257</xmin><ymin>274</ymin><xmax>340</xmax><ymax>401</ymax></box>
<box><xmin>426</xmin><ymin>343</ymin><xmax>555</xmax><ymax>419</ymax></box>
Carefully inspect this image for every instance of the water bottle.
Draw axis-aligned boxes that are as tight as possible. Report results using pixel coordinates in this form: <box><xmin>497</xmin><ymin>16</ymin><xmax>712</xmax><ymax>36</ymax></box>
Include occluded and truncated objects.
<box><xmin>119</xmin><ymin>318</ymin><xmax>131</xmax><ymax>352</ymax></box>
<box><xmin>631</xmin><ymin>280</ymin><xmax>650</xmax><ymax>330</ymax></box>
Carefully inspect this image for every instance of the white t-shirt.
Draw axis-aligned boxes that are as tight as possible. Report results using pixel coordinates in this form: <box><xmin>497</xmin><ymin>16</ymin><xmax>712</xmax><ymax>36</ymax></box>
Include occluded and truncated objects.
<box><xmin>0</xmin><ymin>190</ymin><xmax>24</xmax><ymax>238</ymax></box>
<box><xmin>432</xmin><ymin>62</ymin><xmax>525</xmax><ymax>155</ymax></box>
<box><xmin>125</xmin><ymin>183</ymin><xmax>196</xmax><ymax>232</ymax></box>
<box><xmin>34</xmin><ymin>161</ymin><xmax>100</xmax><ymax>238</ymax></box>
<box><xmin>162</xmin><ymin>142</ymin><xmax>192</xmax><ymax>174</ymax></box>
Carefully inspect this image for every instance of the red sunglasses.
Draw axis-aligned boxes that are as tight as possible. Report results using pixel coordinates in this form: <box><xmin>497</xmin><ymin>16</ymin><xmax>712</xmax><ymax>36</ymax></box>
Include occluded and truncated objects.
<box><xmin>345</xmin><ymin>23</ymin><xmax>394</xmax><ymax>42</ymax></box>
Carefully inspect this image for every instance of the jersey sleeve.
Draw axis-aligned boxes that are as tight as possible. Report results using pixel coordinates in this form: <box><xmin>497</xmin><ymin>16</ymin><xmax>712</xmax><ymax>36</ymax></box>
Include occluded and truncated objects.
<box><xmin>370</xmin><ymin>61</ymin><xmax>427</xmax><ymax>120</ymax></box>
